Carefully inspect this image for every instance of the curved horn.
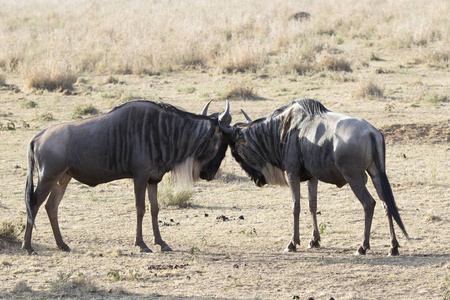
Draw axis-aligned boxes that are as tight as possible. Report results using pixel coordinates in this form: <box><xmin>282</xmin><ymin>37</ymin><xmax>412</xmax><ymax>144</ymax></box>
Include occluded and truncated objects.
<box><xmin>218</xmin><ymin>100</ymin><xmax>234</xmax><ymax>134</ymax></box>
<box><xmin>201</xmin><ymin>100</ymin><xmax>212</xmax><ymax>116</ymax></box>
<box><xmin>241</xmin><ymin>109</ymin><xmax>252</xmax><ymax>123</ymax></box>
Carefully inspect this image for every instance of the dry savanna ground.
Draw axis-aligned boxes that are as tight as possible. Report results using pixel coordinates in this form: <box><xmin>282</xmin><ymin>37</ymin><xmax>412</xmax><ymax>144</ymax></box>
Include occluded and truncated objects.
<box><xmin>0</xmin><ymin>0</ymin><xmax>449</xmax><ymax>299</ymax></box>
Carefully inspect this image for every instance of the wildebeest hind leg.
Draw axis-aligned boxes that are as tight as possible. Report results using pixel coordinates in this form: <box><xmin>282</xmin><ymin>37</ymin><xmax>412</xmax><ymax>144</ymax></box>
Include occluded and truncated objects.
<box><xmin>369</xmin><ymin>168</ymin><xmax>400</xmax><ymax>256</ymax></box>
<box><xmin>23</xmin><ymin>176</ymin><xmax>58</xmax><ymax>255</ymax></box>
<box><xmin>45</xmin><ymin>173</ymin><xmax>71</xmax><ymax>252</ymax></box>
<box><xmin>307</xmin><ymin>178</ymin><xmax>321</xmax><ymax>248</ymax></box>
<box><xmin>348</xmin><ymin>178</ymin><xmax>376</xmax><ymax>255</ymax></box>
<box><xmin>148</xmin><ymin>184</ymin><xmax>172</xmax><ymax>251</ymax></box>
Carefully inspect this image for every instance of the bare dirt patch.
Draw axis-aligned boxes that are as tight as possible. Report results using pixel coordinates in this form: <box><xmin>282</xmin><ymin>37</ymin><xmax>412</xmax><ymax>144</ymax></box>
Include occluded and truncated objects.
<box><xmin>380</xmin><ymin>122</ymin><xmax>449</xmax><ymax>144</ymax></box>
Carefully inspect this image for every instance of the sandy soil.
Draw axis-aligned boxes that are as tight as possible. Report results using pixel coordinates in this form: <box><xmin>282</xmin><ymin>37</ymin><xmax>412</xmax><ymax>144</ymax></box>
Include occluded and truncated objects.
<box><xmin>0</xmin><ymin>68</ymin><xmax>449</xmax><ymax>299</ymax></box>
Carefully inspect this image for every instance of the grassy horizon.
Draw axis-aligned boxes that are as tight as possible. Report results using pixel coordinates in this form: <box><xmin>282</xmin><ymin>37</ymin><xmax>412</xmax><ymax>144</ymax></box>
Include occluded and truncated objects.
<box><xmin>0</xmin><ymin>0</ymin><xmax>449</xmax><ymax>90</ymax></box>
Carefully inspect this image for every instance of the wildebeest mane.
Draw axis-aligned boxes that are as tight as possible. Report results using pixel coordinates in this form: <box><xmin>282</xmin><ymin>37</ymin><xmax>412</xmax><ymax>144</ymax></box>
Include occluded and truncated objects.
<box><xmin>110</xmin><ymin>100</ymin><xmax>209</xmax><ymax>121</ymax></box>
<box><xmin>294</xmin><ymin>98</ymin><xmax>329</xmax><ymax>116</ymax></box>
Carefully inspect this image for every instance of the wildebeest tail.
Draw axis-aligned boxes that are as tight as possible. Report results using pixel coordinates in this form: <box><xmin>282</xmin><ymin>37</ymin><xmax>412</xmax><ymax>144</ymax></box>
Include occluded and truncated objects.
<box><xmin>371</xmin><ymin>133</ymin><xmax>409</xmax><ymax>238</ymax></box>
<box><xmin>25</xmin><ymin>140</ymin><xmax>36</xmax><ymax>226</ymax></box>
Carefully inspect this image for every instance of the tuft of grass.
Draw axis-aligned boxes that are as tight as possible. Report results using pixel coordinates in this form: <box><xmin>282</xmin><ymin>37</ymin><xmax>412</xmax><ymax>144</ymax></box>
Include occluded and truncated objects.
<box><xmin>38</xmin><ymin>113</ymin><xmax>54</xmax><ymax>122</ymax></box>
<box><xmin>12</xmin><ymin>281</ymin><xmax>32</xmax><ymax>293</ymax></box>
<box><xmin>72</xmin><ymin>104</ymin><xmax>99</xmax><ymax>119</ymax></box>
<box><xmin>104</xmin><ymin>76</ymin><xmax>119</xmax><ymax>84</ymax></box>
<box><xmin>21</xmin><ymin>62</ymin><xmax>77</xmax><ymax>91</ymax></box>
<box><xmin>423</xmin><ymin>94</ymin><xmax>448</xmax><ymax>105</ymax></box>
<box><xmin>160</xmin><ymin>188</ymin><xmax>194</xmax><ymax>208</ymax></box>
<box><xmin>47</xmin><ymin>271</ymin><xmax>96</xmax><ymax>294</ymax></box>
<box><xmin>425</xmin><ymin>214</ymin><xmax>442</xmax><ymax>223</ymax></box>
<box><xmin>158</xmin><ymin>175</ymin><xmax>194</xmax><ymax>208</ymax></box>
<box><xmin>107</xmin><ymin>269</ymin><xmax>121</xmax><ymax>281</ymax></box>
<box><xmin>353</xmin><ymin>79</ymin><xmax>384</xmax><ymax>99</ymax></box>
<box><xmin>0</xmin><ymin>73</ymin><xmax>7</xmax><ymax>87</ymax></box>
<box><xmin>318</xmin><ymin>55</ymin><xmax>352</xmax><ymax>72</ymax></box>
<box><xmin>224</xmin><ymin>81</ymin><xmax>261</xmax><ymax>100</ymax></box>
<box><xmin>120</xmin><ymin>92</ymin><xmax>141</xmax><ymax>102</ymax></box>
<box><xmin>20</xmin><ymin>100</ymin><xmax>38</xmax><ymax>109</ymax></box>
<box><xmin>0</xmin><ymin>221</ymin><xmax>25</xmax><ymax>246</ymax></box>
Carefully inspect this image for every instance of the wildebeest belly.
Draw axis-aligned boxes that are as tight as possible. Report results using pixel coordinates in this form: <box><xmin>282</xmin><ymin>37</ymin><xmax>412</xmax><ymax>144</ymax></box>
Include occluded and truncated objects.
<box><xmin>307</xmin><ymin>164</ymin><xmax>348</xmax><ymax>188</ymax></box>
<box><xmin>300</xmin><ymin>141</ymin><xmax>348</xmax><ymax>187</ymax></box>
<box><xmin>67</xmin><ymin>168</ymin><xmax>132</xmax><ymax>187</ymax></box>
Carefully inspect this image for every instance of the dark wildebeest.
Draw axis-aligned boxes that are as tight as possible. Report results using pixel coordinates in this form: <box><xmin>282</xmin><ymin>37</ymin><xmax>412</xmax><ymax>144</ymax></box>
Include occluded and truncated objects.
<box><xmin>23</xmin><ymin>100</ymin><xmax>233</xmax><ymax>255</ymax></box>
<box><xmin>229</xmin><ymin>98</ymin><xmax>408</xmax><ymax>256</ymax></box>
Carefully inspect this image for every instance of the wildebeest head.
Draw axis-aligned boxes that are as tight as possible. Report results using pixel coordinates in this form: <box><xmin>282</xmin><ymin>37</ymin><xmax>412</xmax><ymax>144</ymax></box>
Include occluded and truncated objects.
<box><xmin>228</xmin><ymin>112</ymin><xmax>267</xmax><ymax>187</ymax></box>
<box><xmin>198</xmin><ymin>100</ymin><xmax>234</xmax><ymax>181</ymax></box>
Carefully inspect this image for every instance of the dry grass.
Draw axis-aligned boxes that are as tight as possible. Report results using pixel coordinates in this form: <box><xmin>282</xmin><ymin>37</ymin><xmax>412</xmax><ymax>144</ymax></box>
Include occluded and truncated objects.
<box><xmin>0</xmin><ymin>73</ymin><xmax>6</xmax><ymax>87</ymax></box>
<box><xmin>0</xmin><ymin>221</ymin><xmax>24</xmax><ymax>246</ymax></box>
<box><xmin>224</xmin><ymin>80</ymin><xmax>262</xmax><ymax>100</ymax></box>
<box><xmin>72</xmin><ymin>104</ymin><xmax>99</xmax><ymax>119</ymax></box>
<box><xmin>158</xmin><ymin>176</ymin><xmax>195</xmax><ymax>208</ymax></box>
<box><xmin>353</xmin><ymin>78</ymin><xmax>385</xmax><ymax>99</ymax></box>
<box><xmin>0</xmin><ymin>0</ymin><xmax>448</xmax><ymax>78</ymax></box>
<box><xmin>317</xmin><ymin>55</ymin><xmax>353</xmax><ymax>72</ymax></box>
<box><xmin>21</xmin><ymin>62</ymin><xmax>77</xmax><ymax>91</ymax></box>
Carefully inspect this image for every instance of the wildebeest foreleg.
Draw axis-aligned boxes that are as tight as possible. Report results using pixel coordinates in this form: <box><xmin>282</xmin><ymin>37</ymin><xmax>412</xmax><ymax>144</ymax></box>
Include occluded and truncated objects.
<box><xmin>307</xmin><ymin>178</ymin><xmax>321</xmax><ymax>248</ymax></box>
<box><xmin>348</xmin><ymin>182</ymin><xmax>376</xmax><ymax>255</ymax></box>
<box><xmin>147</xmin><ymin>184</ymin><xmax>172</xmax><ymax>251</ymax></box>
<box><xmin>134</xmin><ymin>177</ymin><xmax>152</xmax><ymax>252</ymax></box>
<box><xmin>285</xmin><ymin>174</ymin><xmax>301</xmax><ymax>252</ymax></box>
<box><xmin>45</xmin><ymin>174</ymin><xmax>72</xmax><ymax>252</ymax></box>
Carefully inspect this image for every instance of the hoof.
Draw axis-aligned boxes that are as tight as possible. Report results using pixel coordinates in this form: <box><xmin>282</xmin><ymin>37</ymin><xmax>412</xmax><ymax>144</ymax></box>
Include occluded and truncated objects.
<box><xmin>28</xmin><ymin>251</ymin><xmax>38</xmax><ymax>256</ymax></box>
<box><xmin>58</xmin><ymin>244</ymin><xmax>71</xmax><ymax>252</ymax></box>
<box><xmin>307</xmin><ymin>239</ymin><xmax>320</xmax><ymax>249</ymax></box>
<box><xmin>140</xmin><ymin>247</ymin><xmax>153</xmax><ymax>253</ymax></box>
<box><xmin>355</xmin><ymin>245</ymin><xmax>369</xmax><ymax>255</ymax></box>
<box><xmin>388</xmin><ymin>246</ymin><xmax>399</xmax><ymax>256</ymax></box>
<box><xmin>161</xmin><ymin>245</ymin><xmax>173</xmax><ymax>252</ymax></box>
<box><xmin>284</xmin><ymin>242</ymin><xmax>297</xmax><ymax>252</ymax></box>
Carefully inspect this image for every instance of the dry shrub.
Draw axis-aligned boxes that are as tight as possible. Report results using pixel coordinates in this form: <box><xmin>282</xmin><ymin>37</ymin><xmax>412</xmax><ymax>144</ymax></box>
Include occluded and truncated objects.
<box><xmin>353</xmin><ymin>78</ymin><xmax>384</xmax><ymax>99</ymax></box>
<box><xmin>21</xmin><ymin>62</ymin><xmax>77</xmax><ymax>91</ymax></box>
<box><xmin>0</xmin><ymin>221</ymin><xmax>24</xmax><ymax>245</ymax></box>
<box><xmin>317</xmin><ymin>55</ymin><xmax>352</xmax><ymax>72</ymax></box>
<box><xmin>224</xmin><ymin>81</ymin><xmax>261</xmax><ymax>100</ymax></box>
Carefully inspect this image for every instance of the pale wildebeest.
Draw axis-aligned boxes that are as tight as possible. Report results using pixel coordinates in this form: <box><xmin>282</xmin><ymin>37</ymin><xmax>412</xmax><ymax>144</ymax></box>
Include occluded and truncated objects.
<box><xmin>229</xmin><ymin>98</ymin><xmax>408</xmax><ymax>256</ymax></box>
<box><xmin>23</xmin><ymin>100</ymin><xmax>233</xmax><ymax>255</ymax></box>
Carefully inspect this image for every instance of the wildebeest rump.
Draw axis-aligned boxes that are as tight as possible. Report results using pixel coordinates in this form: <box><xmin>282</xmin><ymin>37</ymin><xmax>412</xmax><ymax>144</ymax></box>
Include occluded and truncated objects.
<box><xmin>229</xmin><ymin>98</ymin><xmax>408</xmax><ymax>255</ymax></box>
<box><xmin>23</xmin><ymin>100</ymin><xmax>233</xmax><ymax>255</ymax></box>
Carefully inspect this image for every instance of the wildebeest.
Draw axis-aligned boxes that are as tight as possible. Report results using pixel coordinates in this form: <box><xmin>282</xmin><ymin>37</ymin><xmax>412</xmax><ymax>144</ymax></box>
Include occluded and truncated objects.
<box><xmin>23</xmin><ymin>100</ymin><xmax>233</xmax><ymax>255</ymax></box>
<box><xmin>229</xmin><ymin>98</ymin><xmax>408</xmax><ymax>256</ymax></box>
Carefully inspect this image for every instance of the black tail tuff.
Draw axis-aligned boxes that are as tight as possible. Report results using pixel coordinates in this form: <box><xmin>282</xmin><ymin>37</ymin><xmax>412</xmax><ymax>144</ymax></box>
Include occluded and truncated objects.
<box><xmin>371</xmin><ymin>133</ymin><xmax>409</xmax><ymax>238</ymax></box>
